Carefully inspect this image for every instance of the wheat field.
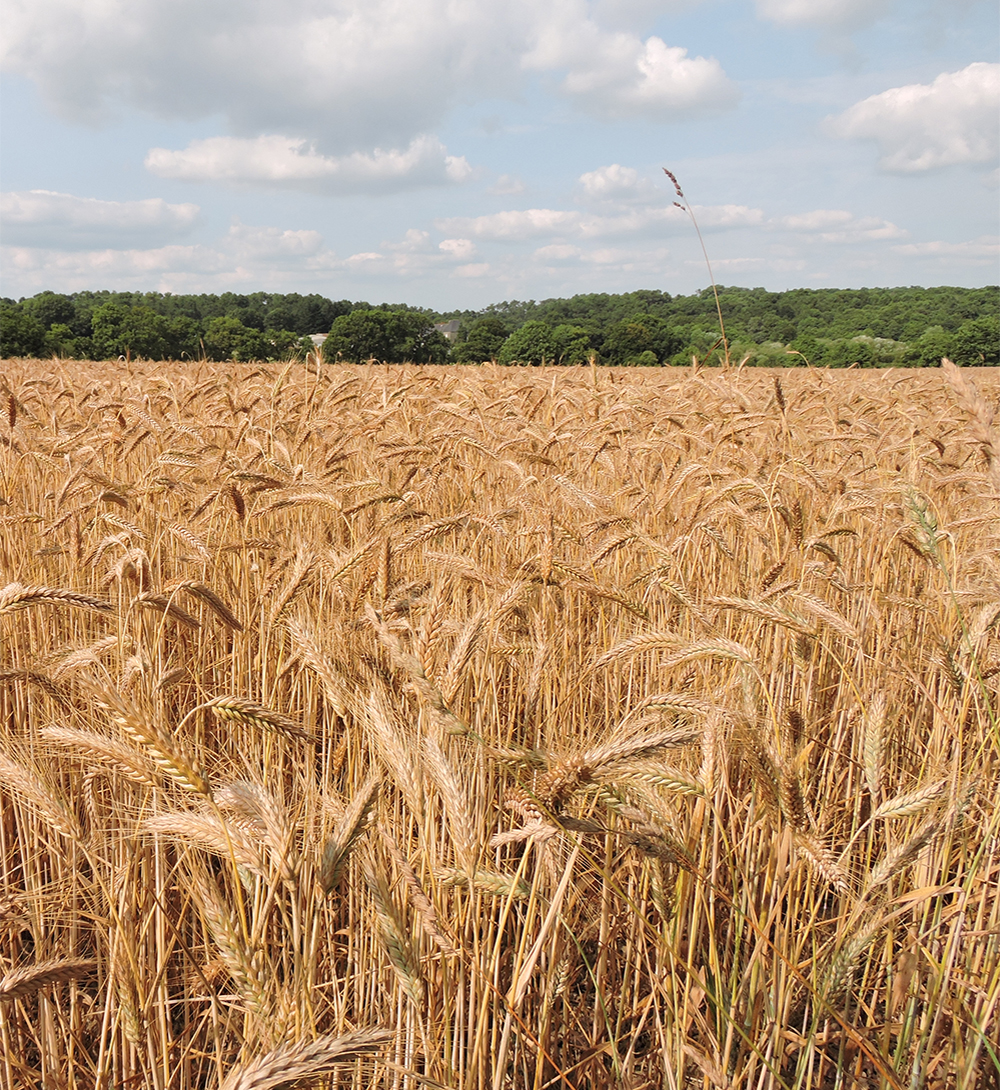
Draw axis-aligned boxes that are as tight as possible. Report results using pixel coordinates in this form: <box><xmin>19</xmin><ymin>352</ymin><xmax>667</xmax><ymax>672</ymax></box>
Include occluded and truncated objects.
<box><xmin>1</xmin><ymin>358</ymin><xmax>998</xmax><ymax>1090</ymax></box>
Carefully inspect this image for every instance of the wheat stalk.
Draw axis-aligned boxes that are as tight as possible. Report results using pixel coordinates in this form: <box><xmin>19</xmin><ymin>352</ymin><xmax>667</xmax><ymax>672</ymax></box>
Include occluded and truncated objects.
<box><xmin>165</xmin><ymin>580</ymin><xmax>243</xmax><ymax>630</ymax></box>
<box><xmin>0</xmin><ymin>752</ymin><xmax>83</xmax><ymax>841</ymax></box>
<box><xmin>319</xmin><ymin>776</ymin><xmax>379</xmax><ymax>894</ymax></box>
<box><xmin>941</xmin><ymin>357</ymin><xmax>1000</xmax><ymax>492</ymax></box>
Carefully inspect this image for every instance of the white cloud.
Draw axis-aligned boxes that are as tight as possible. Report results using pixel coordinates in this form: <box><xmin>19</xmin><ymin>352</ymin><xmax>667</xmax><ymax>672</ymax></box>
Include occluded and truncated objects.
<box><xmin>829</xmin><ymin>63</ymin><xmax>1000</xmax><ymax>172</ymax></box>
<box><xmin>528</xmin><ymin>241</ymin><xmax>677</xmax><ymax>273</ymax></box>
<box><xmin>439</xmin><ymin>238</ymin><xmax>478</xmax><ymax>260</ymax></box>
<box><xmin>1</xmin><ymin>220</ymin><xmax>335</xmax><ymax>295</ymax></box>
<box><xmin>534</xmin><ymin>243</ymin><xmax>583</xmax><ymax>261</ymax></box>
<box><xmin>588</xmin><ymin>0</ymin><xmax>707</xmax><ymax>28</ymax></box>
<box><xmin>488</xmin><ymin>174</ymin><xmax>526</xmax><ymax>196</ymax></box>
<box><xmin>0</xmin><ymin>189</ymin><xmax>199</xmax><ymax>249</ymax></box>
<box><xmin>384</xmin><ymin>229</ymin><xmax>435</xmax><ymax>254</ymax></box>
<box><xmin>755</xmin><ymin>0</ymin><xmax>892</xmax><ymax>32</ymax></box>
<box><xmin>224</xmin><ymin>222</ymin><xmax>325</xmax><ymax>259</ymax></box>
<box><xmin>437</xmin><ymin>202</ymin><xmax>763</xmax><ymax>241</ymax></box>
<box><xmin>562</xmin><ymin>38</ymin><xmax>736</xmax><ymax>118</ymax></box>
<box><xmin>578</xmin><ymin>163</ymin><xmax>661</xmax><ymax>204</ymax></box>
<box><xmin>1</xmin><ymin>0</ymin><xmax>737</xmax><ymax>154</ymax></box>
<box><xmin>777</xmin><ymin>209</ymin><xmax>857</xmax><ymax>231</ymax></box>
<box><xmin>772</xmin><ymin>209</ymin><xmax>907</xmax><ymax>242</ymax></box>
<box><xmin>524</xmin><ymin>13</ymin><xmax>738</xmax><ymax>119</ymax></box>
<box><xmin>443</xmin><ymin>208</ymin><xmax>585</xmax><ymax>241</ymax></box>
<box><xmin>891</xmin><ymin>235</ymin><xmax>999</xmax><ymax>260</ymax></box>
<box><xmin>145</xmin><ymin>134</ymin><xmax>472</xmax><ymax>193</ymax></box>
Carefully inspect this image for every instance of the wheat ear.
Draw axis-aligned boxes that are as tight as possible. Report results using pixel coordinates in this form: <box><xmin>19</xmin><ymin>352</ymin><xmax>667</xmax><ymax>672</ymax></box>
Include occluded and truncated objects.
<box><xmin>0</xmin><ymin>958</ymin><xmax>97</xmax><ymax>1002</ymax></box>
<box><xmin>319</xmin><ymin>775</ymin><xmax>379</xmax><ymax>894</ymax></box>
<box><xmin>144</xmin><ymin>812</ymin><xmax>267</xmax><ymax>876</ymax></box>
<box><xmin>0</xmin><ymin>752</ymin><xmax>83</xmax><ymax>841</ymax></box>
<box><xmin>165</xmin><ymin>581</ymin><xmax>243</xmax><ymax>630</ymax></box>
<box><xmin>94</xmin><ymin>687</ymin><xmax>210</xmax><ymax>796</ymax></box>
<box><xmin>0</xmin><ymin>582</ymin><xmax>113</xmax><ymax>616</ymax></box>
<box><xmin>189</xmin><ymin>869</ymin><xmax>273</xmax><ymax>1025</ymax></box>
<box><xmin>40</xmin><ymin>726</ymin><xmax>159</xmax><ymax>787</ymax></box>
<box><xmin>220</xmin><ymin>1030</ymin><xmax>391</xmax><ymax>1090</ymax></box>
<box><xmin>202</xmin><ymin>695</ymin><xmax>318</xmax><ymax>743</ymax></box>
<box><xmin>214</xmin><ymin>781</ymin><xmax>299</xmax><ymax>884</ymax></box>
<box><xmin>0</xmin><ymin>669</ymin><xmax>71</xmax><ymax>709</ymax></box>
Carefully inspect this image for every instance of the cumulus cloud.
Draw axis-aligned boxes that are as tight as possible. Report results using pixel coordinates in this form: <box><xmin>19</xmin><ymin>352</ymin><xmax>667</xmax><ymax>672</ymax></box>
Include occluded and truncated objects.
<box><xmin>829</xmin><ymin>63</ymin><xmax>1000</xmax><ymax>172</ymax></box>
<box><xmin>437</xmin><ymin>202</ymin><xmax>763</xmax><ymax>241</ymax></box>
<box><xmin>1</xmin><ymin>219</ymin><xmax>336</xmax><ymax>295</ymax></box>
<box><xmin>534</xmin><ymin>243</ymin><xmax>584</xmax><ymax>262</ymax></box>
<box><xmin>439</xmin><ymin>238</ymin><xmax>478</xmax><ymax>260</ymax></box>
<box><xmin>525</xmin><ymin>13</ymin><xmax>738</xmax><ymax>119</ymax></box>
<box><xmin>1</xmin><ymin>0</ymin><xmax>737</xmax><ymax>155</ymax></box>
<box><xmin>0</xmin><ymin>216</ymin><xmax>496</xmax><ymax>296</ymax></box>
<box><xmin>577</xmin><ymin>163</ymin><xmax>661</xmax><ymax>204</ymax></box>
<box><xmin>453</xmin><ymin>262</ymin><xmax>492</xmax><ymax>278</ymax></box>
<box><xmin>755</xmin><ymin>0</ymin><xmax>892</xmax><ymax>32</ymax></box>
<box><xmin>224</xmin><ymin>222</ymin><xmax>325</xmax><ymax>259</ymax></box>
<box><xmin>892</xmin><ymin>235</ymin><xmax>999</xmax><ymax>260</ymax></box>
<box><xmin>145</xmin><ymin>134</ymin><xmax>472</xmax><ymax>193</ymax></box>
<box><xmin>444</xmin><ymin>208</ymin><xmax>586</xmax><ymax>241</ymax></box>
<box><xmin>772</xmin><ymin>208</ymin><xmax>906</xmax><ymax>242</ymax></box>
<box><xmin>562</xmin><ymin>38</ymin><xmax>736</xmax><ymax>118</ymax></box>
<box><xmin>527</xmin><ymin>241</ymin><xmax>679</xmax><ymax>275</ymax></box>
<box><xmin>0</xmin><ymin>189</ymin><xmax>199</xmax><ymax>249</ymax></box>
<box><xmin>488</xmin><ymin>174</ymin><xmax>526</xmax><ymax>196</ymax></box>
<box><xmin>383</xmin><ymin>229</ymin><xmax>435</xmax><ymax>254</ymax></box>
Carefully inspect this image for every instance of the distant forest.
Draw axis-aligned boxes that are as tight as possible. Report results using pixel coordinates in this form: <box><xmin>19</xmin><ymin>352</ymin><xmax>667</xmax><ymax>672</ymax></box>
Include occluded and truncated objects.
<box><xmin>2</xmin><ymin>284</ymin><xmax>997</xmax><ymax>366</ymax></box>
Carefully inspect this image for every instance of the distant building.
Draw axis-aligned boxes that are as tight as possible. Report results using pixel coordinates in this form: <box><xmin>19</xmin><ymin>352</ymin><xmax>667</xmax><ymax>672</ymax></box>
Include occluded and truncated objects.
<box><xmin>434</xmin><ymin>320</ymin><xmax>461</xmax><ymax>342</ymax></box>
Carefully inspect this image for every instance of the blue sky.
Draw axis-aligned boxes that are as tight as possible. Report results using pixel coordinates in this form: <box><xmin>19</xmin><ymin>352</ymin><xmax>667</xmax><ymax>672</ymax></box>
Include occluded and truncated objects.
<box><xmin>1</xmin><ymin>0</ymin><xmax>997</xmax><ymax>309</ymax></box>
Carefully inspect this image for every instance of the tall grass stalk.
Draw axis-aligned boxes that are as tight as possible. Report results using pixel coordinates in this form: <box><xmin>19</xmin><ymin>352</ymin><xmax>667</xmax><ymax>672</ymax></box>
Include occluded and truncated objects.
<box><xmin>664</xmin><ymin>168</ymin><xmax>730</xmax><ymax>367</ymax></box>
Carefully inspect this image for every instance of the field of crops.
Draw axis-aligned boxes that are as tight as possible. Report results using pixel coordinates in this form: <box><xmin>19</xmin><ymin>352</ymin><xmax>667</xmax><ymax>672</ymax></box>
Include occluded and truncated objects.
<box><xmin>1</xmin><ymin>358</ymin><xmax>998</xmax><ymax>1090</ymax></box>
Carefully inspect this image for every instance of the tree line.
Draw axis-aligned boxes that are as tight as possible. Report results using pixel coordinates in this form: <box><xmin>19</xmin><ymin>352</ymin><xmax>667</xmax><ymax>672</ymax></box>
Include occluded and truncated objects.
<box><xmin>2</xmin><ymin>285</ymin><xmax>997</xmax><ymax>366</ymax></box>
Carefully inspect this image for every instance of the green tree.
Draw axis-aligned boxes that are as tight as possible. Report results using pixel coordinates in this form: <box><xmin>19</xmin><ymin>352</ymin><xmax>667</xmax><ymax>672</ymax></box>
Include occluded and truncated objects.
<box><xmin>824</xmin><ymin>338</ymin><xmax>877</xmax><ymax>368</ymax></box>
<box><xmin>602</xmin><ymin>315</ymin><xmax>681</xmax><ymax>365</ymax></box>
<box><xmin>165</xmin><ymin>316</ymin><xmax>204</xmax><ymax>360</ymax></box>
<box><xmin>0</xmin><ymin>305</ymin><xmax>46</xmax><ymax>357</ymax></box>
<box><xmin>392</xmin><ymin>312</ymin><xmax>451</xmax><ymax>363</ymax></box>
<box><xmin>22</xmin><ymin>291</ymin><xmax>76</xmax><ymax>330</ymax></box>
<box><xmin>264</xmin><ymin>329</ymin><xmax>312</xmax><ymax>359</ymax></box>
<box><xmin>497</xmin><ymin>321</ymin><xmax>557</xmax><ymax>366</ymax></box>
<box><xmin>43</xmin><ymin>323</ymin><xmax>93</xmax><ymax>358</ymax></box>
<box><xmin>265</xmin><ymin>294</ymin><xmax>351</xmax><ymax>334</ymax></box>
<box><xmin>952</xmin><ymin>316</ymin><xmax>999</xmax><ymax>365</ymax></box>
<box><xmin>551</xmin><ymin>324</ymin><xmax>596</xmax><ymax>365</ymax></box>
<box><xmin>203</xmin><ymin>316</ymin><xmax>269</xmax><ymax>362</ymax></box>
<box><xmin>902</xmin><ymin>327</ymin><xmax>956</xmax><ymax>368</ymax></box>
<box><xmin>452</xmin><ymin>317</ymin><xmax>509</xmax><ymax>362</ymax></box>
<box><xmin>91</xmin><ymin>303</ymin><xmax>170</xmax><ymax>360</ymax></box>
<box><xmin>788</xmin><ymin>335</ymin><xmax>826</xmax><ymax>366</ymax></box>
<box><xmin>323</xmin><ymin>309</ymin><xmax>449</xmax><ymax>363</ymax></box>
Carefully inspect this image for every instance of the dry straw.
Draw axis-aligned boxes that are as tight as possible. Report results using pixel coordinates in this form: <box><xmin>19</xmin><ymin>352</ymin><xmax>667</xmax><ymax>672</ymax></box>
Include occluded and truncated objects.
<box><xmin>941</xmin><ymin>356</ymin><xmax>1000</xmax><ymax>491</ymax></box>
<box><xmin>1</xmin><ymin>358</ymin><xmax>997</xmax><ymax>1090</ymax></box>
